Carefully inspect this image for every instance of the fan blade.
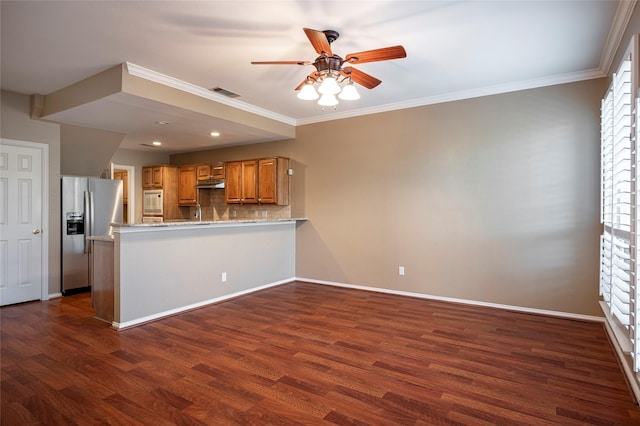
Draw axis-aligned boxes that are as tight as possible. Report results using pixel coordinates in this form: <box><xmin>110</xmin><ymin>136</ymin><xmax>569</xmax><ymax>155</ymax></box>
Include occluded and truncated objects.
<box><xmin>342</xmin><ymin>67</ymin><xmax>381</xmax><ymax>89</ymax></box>
<box><xmin>345</xmin><ymin>46</ymin><xmax>406</xmax><ymax>64</ymax></box>
<box><xmin>303</xmin><ymin>28</ymin><xmax>332</xmax><ymax>56</ymax></box>
<box><xmin>295</xmin><ymin>72</ymin><xmax>320</xmax><ymax>91</ymax></box>
<box><xmin>251</xmin><ymin>60</ymin><xmax>311</xmax><ymax>65</ymax></box>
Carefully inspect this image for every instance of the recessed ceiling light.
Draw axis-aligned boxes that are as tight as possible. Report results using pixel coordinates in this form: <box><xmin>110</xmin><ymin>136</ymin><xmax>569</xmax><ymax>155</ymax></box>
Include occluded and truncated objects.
<box><xmin>156</xmin><ymin>120</ymin><xmax>171</xmax><ymax>125</ymax></box>
<box><xmin>152</xmin><ymin>141</ymin><xmax>162</xmax><ymax>146</ymax></box>
<box><xmin>210</xmin><ymin>131</ymin><xmax>221</xmax><ymax>137</ymax></box>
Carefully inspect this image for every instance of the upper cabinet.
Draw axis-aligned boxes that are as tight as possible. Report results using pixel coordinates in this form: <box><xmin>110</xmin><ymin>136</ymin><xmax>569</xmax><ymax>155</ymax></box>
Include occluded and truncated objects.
<box><xmin>113</xmin><ymin>169</ymin><xmax>129</xmax><ymax>203</ymax></box>
<box><xmin>258</xmin><ymin>157</ymin><xmax>289</xmax><ymax>205</ymax></box>
<box><xmin>142</xmin><ymin>166</ymin><xmax>165</xmax><ymax>188</ymax></box>
<box><xmin>196</xmin><ymin>162</ymin><xmax>224</xmax><ymax>181</ymax></box>
<box><xmin>178</xmin><ymin>166</ymin><xmax>198</xmax><ymax>206</ymax></box>
<box><xmin>225</xmin><ymin>157</ymin><xmax>289</xmax><ymax>205</ymax></box>
<box><xmin>197</xmin><ymin>164</ymin><xmax>212</xmax><ymax>181</ymax></box>
<box><xmin>141</xmin><ymin>165</ymin><xmax>182</xmax><ymax>219</ymax></box>
<box><xmin>212</xmin><ymin>163</ymin><xmax>225</xmax><ymax>179</ymax></box>
<box><xmin>225</xmin><ymin>160</ymin><xmax>258</xmax><ymax>204</ymax></box>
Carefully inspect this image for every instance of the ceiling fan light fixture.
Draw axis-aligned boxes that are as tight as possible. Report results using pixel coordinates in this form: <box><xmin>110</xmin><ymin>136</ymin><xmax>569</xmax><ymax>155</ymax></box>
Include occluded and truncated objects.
<box><xmin>297</xmin><ymin>81</ymin><xmax>319</xmax><ymax>100</ymax></box>
<box><xmin>252</xmin><ymin>28</ymin><xmax>407</xmax><ymax>109</ymax></box>
<box><xmin>318</xmin><ymin>93</ymin><xmax>339</xmax><ymax>107</ymax></box>
<box><xmin>318</xmin><ymin>76</ymin><xmax>341</xmax><ymax>95</ymax></box>
<box><xmin>338</xmin><ymin>81</ymin><xmax>360</xmax><ymax>100</ymax></box>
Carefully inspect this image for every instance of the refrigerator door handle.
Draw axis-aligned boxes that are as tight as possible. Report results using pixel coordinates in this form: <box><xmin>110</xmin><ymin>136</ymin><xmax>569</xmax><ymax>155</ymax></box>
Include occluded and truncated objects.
<box><xmin>83</xmin><ymin>191</ymin><xmax>92</xmax><ymax>254</ymax></box>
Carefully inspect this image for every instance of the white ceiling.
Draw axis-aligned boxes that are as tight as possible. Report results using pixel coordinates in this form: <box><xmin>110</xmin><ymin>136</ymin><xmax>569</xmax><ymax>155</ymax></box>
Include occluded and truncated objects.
<box><xmin>0</xmin><ymin>1</ymin><xmax>631</xmax><ymax>152</ymax></box>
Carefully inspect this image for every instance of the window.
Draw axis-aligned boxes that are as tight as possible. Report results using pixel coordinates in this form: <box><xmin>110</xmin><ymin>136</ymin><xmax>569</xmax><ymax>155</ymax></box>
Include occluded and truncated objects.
<box><xmin>600</xmin><ymin>36</ymin><xmax>639</xmax><ymax>371</ymax></box>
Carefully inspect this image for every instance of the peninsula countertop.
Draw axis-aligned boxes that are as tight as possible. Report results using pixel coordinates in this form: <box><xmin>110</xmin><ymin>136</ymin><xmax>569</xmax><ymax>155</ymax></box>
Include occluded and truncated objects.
<box><xmin>112</xmin><ymin>218</ymin><xmax>308</xmax><ymax>232</ymax></box>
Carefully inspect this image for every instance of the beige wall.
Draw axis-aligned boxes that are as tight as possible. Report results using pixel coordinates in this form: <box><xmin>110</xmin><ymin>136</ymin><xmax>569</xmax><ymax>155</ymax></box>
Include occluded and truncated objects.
<box><xmin>173</xmin><ymin>78</ymin><xmax>606</xmax><ymax>316</ymax></box>
<box><xmin>1</xmin><ymin>90</ymin><xmax>61</xmax><ymax>295</ymax></box>
<box><xmin>60</xmin><ymin>124</ymin><xmax>125</xmax><ymax>176</ymax></box>
<box><xmin>1</xmin><ymin>64</ymin><xmax>606</xmax><ymax>316</ymax></box>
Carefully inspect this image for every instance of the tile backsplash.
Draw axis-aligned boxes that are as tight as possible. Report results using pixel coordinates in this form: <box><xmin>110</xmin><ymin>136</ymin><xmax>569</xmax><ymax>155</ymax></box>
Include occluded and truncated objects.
<box><xmin>190</xmin><ymin>189</ymin><xmax>291</xmax><ymax>221</ymax></box>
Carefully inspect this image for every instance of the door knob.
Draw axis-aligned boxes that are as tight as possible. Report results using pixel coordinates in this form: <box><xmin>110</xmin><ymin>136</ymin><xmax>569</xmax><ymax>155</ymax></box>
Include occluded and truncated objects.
<box><xmin>32</xmin><ymin>229</ymin><xmax>41</xmax><ymax>235</ymax></box>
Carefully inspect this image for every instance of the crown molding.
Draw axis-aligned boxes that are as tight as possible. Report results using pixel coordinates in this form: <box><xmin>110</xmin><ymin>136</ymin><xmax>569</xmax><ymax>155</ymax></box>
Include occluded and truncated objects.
<box><xmin>599</xmin><ymin>0</ymin><xmax>637</xmax><ymax>76</ymax></box>
<box><xmin>295</xmin><ymin>68</ymin><xmax>606</xmax><ymax>126</ymax></box>
<box><xmin>124</xmin><ymin>62</ymin><xmax>296</xmax><ymax>126</ymax></box>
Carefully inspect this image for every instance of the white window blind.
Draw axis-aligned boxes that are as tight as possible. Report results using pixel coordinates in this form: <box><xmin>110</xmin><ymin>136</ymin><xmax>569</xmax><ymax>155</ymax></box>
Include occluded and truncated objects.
<box><xmin>601</xmin><ymin>90</ymin><xmax>614</xmax><ymax>306</ymax></box>
<box><xmin>600</xmin><ymin>54</ymin><xmax>636</xmax><ymax>368</ymax></box>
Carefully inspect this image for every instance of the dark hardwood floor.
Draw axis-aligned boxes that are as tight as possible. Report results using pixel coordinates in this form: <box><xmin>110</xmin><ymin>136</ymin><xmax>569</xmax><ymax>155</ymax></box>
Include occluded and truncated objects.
<box><xmin>2</xmin><ymin>281</ymin><xmax>639</xmax><ymax>425</ymax></box>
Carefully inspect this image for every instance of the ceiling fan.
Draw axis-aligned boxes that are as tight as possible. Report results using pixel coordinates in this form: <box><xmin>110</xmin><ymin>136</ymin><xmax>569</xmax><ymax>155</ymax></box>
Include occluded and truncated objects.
<box><xmin>251</xmin><ymin>28</ymin><xmax>406</xmax><ymax>105</ymax></box>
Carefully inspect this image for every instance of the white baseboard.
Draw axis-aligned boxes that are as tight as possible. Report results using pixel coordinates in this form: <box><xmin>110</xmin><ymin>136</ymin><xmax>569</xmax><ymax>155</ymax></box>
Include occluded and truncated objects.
<box><xmin>295</xmin><ymin>277</ymin><xmax>605</xmax><ymax>323</ymax></box>
<box><xmin>112</xmin><ymin>278</ymin><xmax>293</xmax><ymax>330</ymax></box>
<box><xmin>47</xmin><ymin>292</ymin><xmax>62</xmax><ymax>300</ymax></box>
<box><xmin>602</xmin><ymin>318</ymin><xmax>640</xmax><ymax>404</ymax></box>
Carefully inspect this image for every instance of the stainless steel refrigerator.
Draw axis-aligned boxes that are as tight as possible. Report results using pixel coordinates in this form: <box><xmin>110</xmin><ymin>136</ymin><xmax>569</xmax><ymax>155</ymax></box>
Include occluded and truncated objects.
<box><xmin>61</xmin><ymin>176</ymin><xmax>123</xmax><ymax>295</ymax></box>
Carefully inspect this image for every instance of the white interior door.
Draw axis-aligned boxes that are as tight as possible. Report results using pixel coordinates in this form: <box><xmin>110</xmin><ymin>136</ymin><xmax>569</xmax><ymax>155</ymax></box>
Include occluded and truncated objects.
<box><xmin>0</xmin><ymin>140</ymin><xmax>45</xmax><ymax>306</ymax></box>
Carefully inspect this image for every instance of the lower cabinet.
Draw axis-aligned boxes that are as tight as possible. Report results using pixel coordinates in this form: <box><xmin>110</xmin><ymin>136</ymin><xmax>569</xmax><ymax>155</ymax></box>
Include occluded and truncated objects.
<box><xmin>91</xmin><ymin>239</ymin><xmax>114</xmax><ymax>323</ymax></box>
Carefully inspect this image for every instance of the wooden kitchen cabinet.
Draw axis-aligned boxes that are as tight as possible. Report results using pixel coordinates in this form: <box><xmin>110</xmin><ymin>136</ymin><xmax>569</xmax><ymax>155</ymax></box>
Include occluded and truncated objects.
<box><xmin>258</xmin><ymin>157</ymin><xmax>289</xmax><ymax>205</ymax></box>
<box><xmin>212</xmin><ymin>162</ymin><xmax>225</xmax><ymax>179</ymax></box>
<box><xmin>141</xmin><ymin>165</ymin><xmax>183</xmax><ymax>220</ymax></box>
<box><xmin>90</xmin><ymin>239</ymin><xmax>114</xmax><ymax>323</ymax></box>
<box><xmin>225</xmin><ymin>160</ymin><xmax>258</xmax><ymax>204</ymax></box>
<box><xmin>225</xmin><ymin>157</ymin><xmax>289</xmax><ymax>205</ymax></box>
<box><xmin>242</xmin><ymin>160</ymin><xmax>258</xmax><ymax>204</ymax></box>
<box><xmin>196</xmin><ymin>163</ymin><xmax>224</xmax><ymax>181</ymax></box>
<box><xmin>197</xmin><ymin>164</ymin><xmax>212</xmax><ymax>181</ymax></box>
<box><xmin>113</xmin><ymin>169</ymin><xmax>129</xmax><ymax>203</ymax></box>
<box><xmin>142</xmin><ymin>166</ymin><xmax>164</xmax><ymax>188</ymax></box>
<box><xmin>224</xmin><ymin>161</ymin><xmax>241</xmax><ymax>203</ymax></box>
<box><xmin>178</xmin><ymin>165</ymin><xmax>198</xmax><ymax>206</ymax></box>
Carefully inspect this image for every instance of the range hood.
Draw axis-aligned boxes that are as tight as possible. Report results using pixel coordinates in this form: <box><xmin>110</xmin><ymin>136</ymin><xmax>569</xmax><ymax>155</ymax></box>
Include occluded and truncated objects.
<box><xmin>195</xmin><ymin>179</ymin><xmax>225</xmax><ymax>189</ymax></box>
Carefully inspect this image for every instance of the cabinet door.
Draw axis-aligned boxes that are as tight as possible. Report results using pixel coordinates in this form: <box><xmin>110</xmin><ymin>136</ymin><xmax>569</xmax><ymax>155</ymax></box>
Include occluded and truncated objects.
<box><xmin>178</xmin><ymin>166</ymin><xmax>197</xmax><ymax>206</ymax></box>
<box><xmin>152</xmin><ymin>167</ymin><xmax>163</xmax><ymax>187</ymax></box>
<box><xmin>212</xmin><ymin>163</ymin><xmax>225</xmax><ymax>179</ymax></box>
<box><xmin>121</xmin><ymin>172</ymin><xmax>129</xmax><ymax>203</ymax></box>
<box><xmin>225</xmin><ymin>161</ymin><xmax>242</xmax><ymax>204</ymax></box>
<box><xmin>197</xmin><ymin>165</ymin><xmax>212</xmax><ymax>181</ymax></box>
<box><xmin>241</xmin><ymin>160</ymin><xmax>258</xmax><ymax>204</ymax></box>
<box><xmin>258</xmin><ymin>158</ymin><xmax>277</xmax><ymax>204</ymax></box>
<box><xmin>114</xmin><ymin>170</ymin><xmax>129</xmax><ymax>203</ymax></box>
<box><xmin>142</xmin><ymin>167</ymin><xmax>154</xmax><ymax>188</ymax></box>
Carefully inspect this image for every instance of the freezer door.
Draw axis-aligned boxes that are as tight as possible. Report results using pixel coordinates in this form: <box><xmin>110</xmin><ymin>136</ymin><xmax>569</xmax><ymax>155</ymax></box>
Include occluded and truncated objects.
<box><xmin>88</xmin><ymin>178</ymin><xmax>123</xmax><ymax>237</ymax></box>
<box><xmin>61</xmin><ymin>176</ymin><xmax>89</xmax><ymax>292</ymax></box>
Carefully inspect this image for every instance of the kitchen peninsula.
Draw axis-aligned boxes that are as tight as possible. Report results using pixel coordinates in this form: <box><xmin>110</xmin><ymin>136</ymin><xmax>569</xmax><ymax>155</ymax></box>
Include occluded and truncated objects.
<box><xmin>104</xmin><ymin>218</ymin><xmax>306</xmax><ymax>329</ymax></box>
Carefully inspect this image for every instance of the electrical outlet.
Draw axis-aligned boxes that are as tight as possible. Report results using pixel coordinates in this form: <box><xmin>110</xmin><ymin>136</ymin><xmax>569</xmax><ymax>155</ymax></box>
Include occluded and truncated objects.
<box><xmin>399</xmin><ymin>266</ymin><xmax>405</xmax><ymax>276</ymax></box>
<box><xmin>262</xmin><ymin>210</ymin><xmax>268</xmax><ymax>218</ymax></box>
<box><xmin>287</xmin><ymin>168</ymin><xmax>294</xmax><ymax>176</ymax></box>
<box><xmin>221</xmin><ymin>272</ymin><xmax>227</xmax><ymax>282</ymax></box>
<box><xmin>255</xmin><ymin>210</ymin><xmax>259</xmax><ymax>218</ymax></box>
<box><xmin>232</xmin><ymin>210</ymin><xmax>237</xmax><ymax>218</ymax></box>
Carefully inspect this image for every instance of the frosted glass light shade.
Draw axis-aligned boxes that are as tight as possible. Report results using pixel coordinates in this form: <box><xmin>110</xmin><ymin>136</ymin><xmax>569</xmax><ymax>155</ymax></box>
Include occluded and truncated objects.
<box><xmin>318</xmin><ymin>76</ymin><xmax>341</xmax><ymax>95</ymax></box>
<box><xmin>338</xmin><ymin>83</ymin><xmax>360</xmax><ymax>100</ymax></box>
<box><xmin>317</xmin><ymin>93</ymin><xmax>338</xmax><ymax>106</ymax></box>
<box><xmin>297</xmin><ymin>83</ymin><xmax>319</xmax><ymax>100</ymax></box>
